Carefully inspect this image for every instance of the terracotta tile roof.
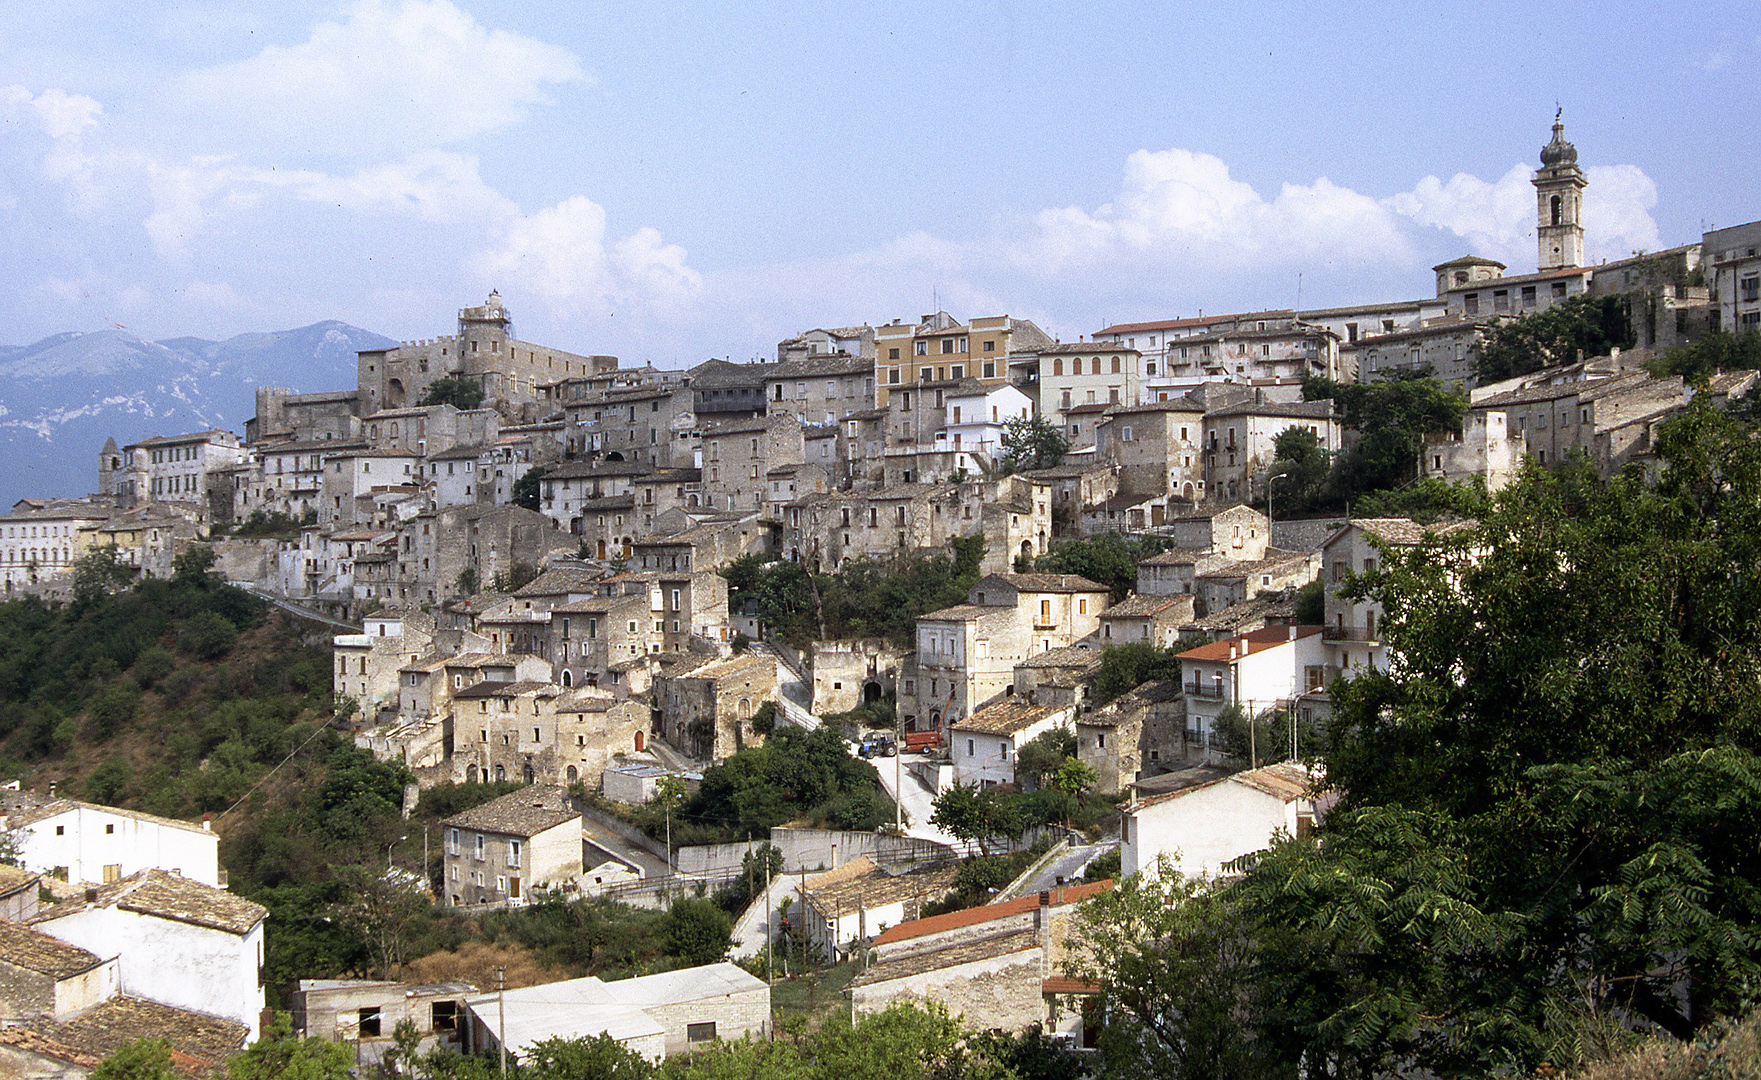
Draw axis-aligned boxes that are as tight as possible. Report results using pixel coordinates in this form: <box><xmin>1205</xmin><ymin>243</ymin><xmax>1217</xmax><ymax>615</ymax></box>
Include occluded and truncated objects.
<box><xmin>991</xmin><ymin>573</ymin><xmax>1108</xmax><ymax>594</ymax></box>
<box><xmin>951</xmin><ymin>701</ymin><xmax>1065</xmax><ymax>736</ymax></box>
<box><xmin>34</xmin><ymin>870</ymin><xmax>264</xmax><ymax>936</ymax></box>
<box><xmin>799</xmin><ymin>857</ymin><xmax>960</xmax><ymax>918</ymax></box>
<box><xmin>439</xmin><ymin>786</ymin><xmax>580</xmax><ymax>838</ymax></box>
<box><xmin>1176</xmin><ymin>625</ymin><xmax>1323</xmax><ymax>664</ymax></box>
<box><xmin>0</xmin><ymin>920</ymin><xmax>104</xmax><ymax>977</ymax></box>
<box><xmin>1042</xmin><ymin>976</ymin><xmax>1104</xmax><ymax>994</ymax></box>
<box><xmin>848</xmin><ymin>928</ymin><xmax>1041</xmax><ymax>988</ymax></box>
<box><xmin>43</xmin><ymin>996</ymin><xmax>248</xmax><ymax>1075</ymax></box>
<box><xmin>870</xmin><ymin>879</ymin><xmax>1114</xmax><ymax>946</ymax></box>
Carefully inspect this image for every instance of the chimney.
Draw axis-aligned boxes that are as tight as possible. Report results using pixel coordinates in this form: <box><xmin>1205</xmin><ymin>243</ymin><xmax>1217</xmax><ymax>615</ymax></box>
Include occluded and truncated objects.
<box><xmin>1289</xmin><ymin>625</ymin><xmax>1297</xmax><ymax>640</ymax></box>
<box><xmin>84</xmin><ymin>887</ymin><xmax>97</xmax><ymax>903</ymax></box>
<box><xmin>201</xmin><ymin>813</ymin><xmax>212</xmax><ymax>832</ymax></box>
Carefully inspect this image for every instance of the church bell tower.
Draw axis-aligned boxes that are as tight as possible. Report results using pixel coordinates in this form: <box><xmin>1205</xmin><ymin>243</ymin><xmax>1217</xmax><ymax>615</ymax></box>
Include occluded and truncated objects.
<box><xmin>1533</xmin><ymin>110</ymin><xmax>1587</xmax><ymax>271</ymax></box>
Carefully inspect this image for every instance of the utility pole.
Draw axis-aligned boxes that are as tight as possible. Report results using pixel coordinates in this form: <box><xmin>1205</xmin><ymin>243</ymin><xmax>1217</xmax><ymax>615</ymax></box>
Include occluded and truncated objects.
<box><xmin>495</xmin><ymin>964</ymin><xmax>507</xmax><ymax>1079</ymax></box>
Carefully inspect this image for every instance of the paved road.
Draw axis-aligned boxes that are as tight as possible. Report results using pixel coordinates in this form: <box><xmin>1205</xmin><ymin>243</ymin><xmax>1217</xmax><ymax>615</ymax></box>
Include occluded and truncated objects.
<box><xmin>581</xmin><ymin>816</ymin><xmax>670</xmax><ymax>880</ymax></box>
<box><xmin>874</xmin><ymin>750</ymin><xmax>968</xmax><ymax>849</ymax></box>
<box><xmin>1016</xmin><ymin>840</ymin><xmax>1116</xmax><ymax>893</ymax></box>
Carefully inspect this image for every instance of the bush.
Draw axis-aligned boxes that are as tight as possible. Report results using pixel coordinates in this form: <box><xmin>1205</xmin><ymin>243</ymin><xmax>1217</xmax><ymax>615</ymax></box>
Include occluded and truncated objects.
<box><xmin>178</xmin><ymin>611</ymin><xmax>238</xmax><ymax>660</ymax></box>
<box><xmin>663</xmin><ymin>896</ymin><xmax>733</xmax><ymax>966</ymax></box>
<box><xmin>130</xmin><ymin>645</ymin><xmax>176</xmax><ymax>689</ymax></box>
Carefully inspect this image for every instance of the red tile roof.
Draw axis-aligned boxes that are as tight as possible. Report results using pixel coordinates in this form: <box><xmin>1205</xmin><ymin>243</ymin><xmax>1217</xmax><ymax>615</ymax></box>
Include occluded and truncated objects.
<box><xmin>1176</xmin><ymin>625</ymin><xmax>1323</xmax><ymax>663</ymax></box>
<box><xmin>870</xmin><ymin>879</ymin><xmax>1114</xmax><ymax>946</ymax></box>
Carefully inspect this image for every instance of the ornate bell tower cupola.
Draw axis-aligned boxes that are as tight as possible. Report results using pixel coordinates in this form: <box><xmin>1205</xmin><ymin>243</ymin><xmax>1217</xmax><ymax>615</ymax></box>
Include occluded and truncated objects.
<box><xmin>1533</xmin><ymin>110</ymin><xmax>1587</xmax><ymax>271</ymax></box>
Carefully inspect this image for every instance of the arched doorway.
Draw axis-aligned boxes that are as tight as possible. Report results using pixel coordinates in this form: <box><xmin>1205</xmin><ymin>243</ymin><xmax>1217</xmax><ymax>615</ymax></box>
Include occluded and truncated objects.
<box><xmin>863</xmin><ymin>681</ymin><xmax>882</xmax><ymax>704</ymax></box>
<box><xmin>523</xmin><ymin>763</ymin><xmax>535</xmax><ymax>784</ymax></box>
<box><xmin>387</xmin><ymin>378</ymin><xmax>406</xmax><ymax>408</ymax></box>
<box><xmin>466</xmin><ymin>764</ymin><xmax>479</xmax><ymax>783</ymax></box>
<box><xmin>566</xmin><ymin>765</ymin><xmax>578</xmax><ymax>782</ymax></box>
<box><xmin>634</xmin><ymin>730</ymin><xmax>645</xmax><ymax>752</ymax></box>
<box><xmin>561</xmin><ymin>670</ymin><xmax>573</xmax><ymax>688</ymax></box>
<box><xmin>493</xmin><ymin>765</ymin><xmax>505</xmax><ymax>781</ymax></box>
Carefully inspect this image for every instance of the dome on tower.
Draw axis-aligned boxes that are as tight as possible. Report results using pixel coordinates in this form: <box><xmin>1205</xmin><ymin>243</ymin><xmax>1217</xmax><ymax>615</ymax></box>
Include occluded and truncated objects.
<box><xmin>1540</xmin><ymin>114</ymin><xmax>1577</xmax><ymax>167</ymax></box>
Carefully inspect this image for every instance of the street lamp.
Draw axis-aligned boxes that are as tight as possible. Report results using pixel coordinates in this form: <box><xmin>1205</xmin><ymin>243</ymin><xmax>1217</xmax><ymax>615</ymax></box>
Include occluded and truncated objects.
<box><xmin>1266</xmin><ymin>469</ymin><xmax>1292</xmax><ymax>545</ymax></box>
<box><xmin>386</xmin><ymin>834</ymin><xmax>408</xmax><ymax>870</ymax></box>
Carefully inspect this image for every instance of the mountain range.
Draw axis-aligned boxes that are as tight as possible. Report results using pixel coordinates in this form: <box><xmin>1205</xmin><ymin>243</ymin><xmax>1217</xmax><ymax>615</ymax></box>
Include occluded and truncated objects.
<box><xmin>0</xmin><ymin>321</ymin><xmax>395</xmax><ymax>510</ymax></box>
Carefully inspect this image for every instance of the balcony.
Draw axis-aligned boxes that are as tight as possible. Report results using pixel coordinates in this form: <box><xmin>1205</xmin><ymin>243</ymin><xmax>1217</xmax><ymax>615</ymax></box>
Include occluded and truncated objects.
<box><xmin>1323</xmin><ymin>625</ymin><xmax>1380</xmax><ymax>643</ymax></box>
<box><xmin>1184</xmin><ymin>683</ymin><xmax>1227</xmax><ymax>700</ymax></box>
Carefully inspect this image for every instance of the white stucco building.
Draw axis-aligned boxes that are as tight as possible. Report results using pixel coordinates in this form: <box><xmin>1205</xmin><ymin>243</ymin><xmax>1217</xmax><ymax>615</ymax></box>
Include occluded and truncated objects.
<box><xmin>0</xmin><ymin>793</ymin><xmax>222</xmax><ymax>888</ymax></box>
<box><xmin>32</xmin><ymin>869</ymin><xmax>268</xmax><ymax>1040</ymax></box>
<box><xmin>1120</xmin><ymin>761</ymin><xmax>1317</xmax><ymax>880</ymax></box>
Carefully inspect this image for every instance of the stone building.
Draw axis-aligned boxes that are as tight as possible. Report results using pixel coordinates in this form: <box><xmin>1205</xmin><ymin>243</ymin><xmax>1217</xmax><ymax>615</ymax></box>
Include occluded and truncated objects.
<box><xmin>100</xmin><ymin>430</ymin><xmax>247</xmax><ymax>524</ymax></box>
<box><xmin>440</xmin><ymin>786</ymin><xmax>584</xmax><ymax>907</ymax></box>
<box><xmin>1028</xmin><ymin>342</ymin><xmax>1145</xmax><ymax>430</ymax></box>
<box><xmin>1705</xmin><ymin>219</ymin><xmax>1761</xmax><ymax>335</ymax></box>
<box><xmin>1098</xmin><ymin>397</ymin><xmax>1207</xmax><ymax>500</ymax></box>
<box><xmin>1077</xmin><ymin>679</ymin><xmax>1186</xmax><ymax>795</ymax></box>
<box><xmin>850</xmin><ymin>880</ymin><xmax>1112</xmax><ymax>1045</ymax></box>
<box><xmin>0</xmin><ymin>499</ymin><xmax>110</xmax><ymax>593</ymax></box>
<box><xmin>356</xmin><ymin>292</ymin><xmax>615</xmax><ymax>417</ymax></box>
<box><xmin>762</xmin><ymin>355</ymin><xmax>876</xmax><ymax>424</ymax></box>
<box><xmin>1201</xmin><ymin>399</ymin><xmax>1337</xmax><ymax>505</ymax></box>
<box><xmin>1097</xmin><ymin>593</ymin><xmax>1196</xmax><ymax>647</ymax></box>
<box><xmin>701</xmin><ymin>415</ymin><xmax>805</xmax><ymax>515</ymax></box>
<box><xmin>655</xmin><ymin>654</ymin><xmax>777</xmax><ymax>762</ymax></box>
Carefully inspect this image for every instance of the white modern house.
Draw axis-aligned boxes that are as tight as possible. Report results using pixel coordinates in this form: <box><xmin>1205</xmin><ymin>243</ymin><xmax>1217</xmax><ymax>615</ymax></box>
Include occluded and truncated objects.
<box><xmin>1119</xmin><ymin>761</ymin><xmax>1318</xmax><ymax>880</ymax></box>
<box><xmin>462</xmin><ymin>962</ymin><xmax>770</xmax><ymax>1062</ymax></box>
<box><xmin>1176</xmin><ymin>625</ymin><xmax>1327</xmax><ymax>759</ymax></box>
<box><xmin>0</xmin><ymin>792</ymin><xmax>222</xmax><ymax>888</ymax></box>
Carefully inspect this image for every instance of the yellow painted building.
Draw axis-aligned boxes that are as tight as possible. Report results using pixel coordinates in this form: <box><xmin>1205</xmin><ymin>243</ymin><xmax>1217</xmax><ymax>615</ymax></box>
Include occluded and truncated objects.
<box><xmin>875</xmin><ymin>312</ymin><xmax>1051</xmax><ymax>407</ymax></box>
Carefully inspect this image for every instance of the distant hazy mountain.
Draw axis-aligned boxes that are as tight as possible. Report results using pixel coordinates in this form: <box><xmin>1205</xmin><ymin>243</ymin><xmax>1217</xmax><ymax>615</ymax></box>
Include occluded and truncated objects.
<box><xmin>0</xmin><ymin>321</ymin><xmax>394</xmax><ymax>508</ymax></box>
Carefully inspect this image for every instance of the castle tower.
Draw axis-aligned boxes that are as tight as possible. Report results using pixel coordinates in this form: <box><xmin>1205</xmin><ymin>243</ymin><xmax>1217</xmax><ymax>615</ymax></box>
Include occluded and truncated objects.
<box><xmin>1533</xmin><ymin>111</ymin><xmax>1587</xmax><ymax>271</ymax></box>
<box><xmin>457</xmin><ymin>290</ymin><xmax>513</xmax><ymax>371</ymax></box>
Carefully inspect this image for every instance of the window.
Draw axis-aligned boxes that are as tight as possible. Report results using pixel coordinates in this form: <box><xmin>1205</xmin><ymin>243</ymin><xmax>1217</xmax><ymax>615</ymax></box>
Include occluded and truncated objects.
<box><xmin>432</xmin><ymin>1001</ymin><xmax>458</xmax><ymax>1032</ymax></box>
<box><xmin>475</xmin><ymin>834</ymin><xmax>485</xmax><ymax>861</ymax></box>
<box><xmin>967</xmin><ymin>739</ymin><xmax>975</xmax><ymax>755</ymax></box>
<box><xmin>1097</xmin><ymin>731</ymin><xmax>1105</xmax><ymax>749</ymax></box>
<box><xmin>888</xmin><ymin>347</ymin><xmax>900</xmax><ymax>360</ymax></box>
<box><xmin>358</xmin><ymin>1008</ymin><xmax>382</xmax><ymax>1038</ymax></box>
<box><xmin>105</xmin><ymin>823</ymin><xmax>115</xmax><ymax>834</ymax></box>
<box><xmin>687</xmin><ymin>1022</ymin><xmax>718</xmax><ymax>1042</ymax></box>
<box><xmin>915</xmin><ymin>340</ymin><xmax>928</xmax><ymax>356</ymax></box>
<box><xmin>509</xmin><ymin>840</ymin><xmax>521</xmax><ymax>868</ymax></box>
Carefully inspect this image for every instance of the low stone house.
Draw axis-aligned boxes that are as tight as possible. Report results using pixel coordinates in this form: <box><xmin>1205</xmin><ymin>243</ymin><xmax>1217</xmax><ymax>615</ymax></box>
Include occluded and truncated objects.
<box><xmin>848</xmin><ymin>880</ymin><xmax>1113</xmax><ymax>1046</ymax></box>
<box><xmin>440</xmin><ymin>787</ymin><xmax>583</xmax><ymax>908</ymax></box>
<box><xmin>292</xmin><ymin>979</ymin><xmax>475</xmax><ymax>1067</ymax></box>
<box><xmin>1097</xmin><ymin>593</ymin><xmax>1196</xmax><ymax>647</ymax></box>
<box><xmin>462</xmin><ymin>962</ymin><xmax>769</xmax><ymax>1063</ymax></box>
<box><xmin>795</xmin><ymin>856</ymin><xmax>960</xmax><ymax>964</ymax></box>
<box><xmin>1076</xmin><ymin>680</ymin><xmax>1186</xmax><ymax>795</ymax></box>
<box><xmin>949</xmin><ymin>702</ymin><xmax>1076</xmax><ymax>788</ymax></box>
<box><xmin>1120</xmin><ymin>761</ymin><xmax>1317</xmax><ymax>880</ymax></box>
<box><xmin>655</xmin><ymin>654</ymin><xmax>777</xmax><ymax>762</ymax></box>
<box><xmin>1009</xmin><ymin>645</ymin><xmax>1103</xmax><ymax>710</ymax></box>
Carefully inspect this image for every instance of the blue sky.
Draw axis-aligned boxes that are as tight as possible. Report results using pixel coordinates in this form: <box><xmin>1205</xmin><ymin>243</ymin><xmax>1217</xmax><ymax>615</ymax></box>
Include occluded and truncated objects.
<box><xmin>2</xmin><ymin>0</ymin><xmax>1756</xmax><ymax>367</ymax></box>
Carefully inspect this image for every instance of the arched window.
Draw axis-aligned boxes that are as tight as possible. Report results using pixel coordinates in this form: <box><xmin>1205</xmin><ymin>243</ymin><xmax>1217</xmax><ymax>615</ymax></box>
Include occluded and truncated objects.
<box><xmin>1052</xmin><ymin>358</ymin><xmax>1062</xmax><ymax>376</ymax></box>
<box><xmin>1551</xmin><ymin>194</ymin><xmax>1562</xmax><ymax>226</ymax></box>
<box><xmin>1111</xmin><ymin>357</ymin><xmax>1121</xmax><ymax>373</ymax></box>
<box><xmin>1091</xmin><ymin>357</ymin><xmax>1102</xmax><ymax>375</ymax></box>
<box><xmin>560</xmin><ymin>669</ymin><xmax>573</xmax><ymax>688</ymax></box>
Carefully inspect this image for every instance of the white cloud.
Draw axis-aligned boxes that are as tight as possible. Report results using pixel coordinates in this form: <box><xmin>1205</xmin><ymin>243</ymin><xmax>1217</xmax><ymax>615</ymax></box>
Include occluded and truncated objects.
<box><xmin>1</xmin><ymin>85</ymin><xmax>102</xmax><ymax>141</ymax></box>
<box><xmin>1582</xmin><ymin>164</ymin><xmax>1662</xmax><ymax>260</ymax></box>
<box><xmin>1014</xmin><ymin>148</ymin><xmax>1415</xmax><ymax>275</ymax></box>
<box><xmin>178</xmin><ymin>0</ymin><xmax>585</xmax><ymax>156</ymax></box>
<box><xmin>478</xmin><ymin>196</ymin><xmax>701</xmax><ymax>316</ymax></box>
<box><xmin>1384</xmin><ymin>164</ymin><xmax>1536</xmax><ymax>263</ymax></box>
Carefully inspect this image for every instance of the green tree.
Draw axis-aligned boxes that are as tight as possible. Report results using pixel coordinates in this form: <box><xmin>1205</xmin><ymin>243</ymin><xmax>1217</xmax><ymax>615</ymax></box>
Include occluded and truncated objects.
<box><xmin>1648</xmin><ymin>329</ymin><xmax>1761</xmax><ymax>382</ymax></box>
<box><xmin>1266</xmin><ymin>425</ymin><xmax>1330</xmax><ymax>514</ymax></box>
<box><xmin>72</xmin><ymin>545</ymin><xmax>135</xmax><ymax>606</ymax></box>
<box><xmin>1067</xmin><ymin>862</ymin><xmax>1284</xmax><ymax>1080</ymax></box>
<box><xmin>172</xmin><ymin>543</ymin><xmax>218</xmax><ymax>583</ymax></box>
<box><xmin>1305</xmin><ymin>371</ymin><xmax>1467</xmax><ymax>498</ymax></box>
<box><xmin>521</xmin><ymin>1033</ymin><xmax>654</xmax><ymax>1080</ymax></box>
<box><xmin>664</xmin><ymin>896</ymin><xmax>734</xmax><ymax>966</ymax></box>
<box><xmin>1031</xmin><ymin>532</ymin><xmax>1164</xmax><ymax>601</ymax></box>
<box><xmin>228</xmin><ymin>1014</ymin><xmax>354</xmax><ymax>1080</ymax></box>
<box><xmin>1092</xmin><ymin>639</ymin><xmax>1200</xmax><ymax>705</ymax></box>
<box><xmin>511</xmin><ymin>466</ymin><xmax>547</xmax><ymax>511</ymax></box>
<box><xmin>178</xmin><ymin>610</ymin><xmax>239</xmax><ymax>659</ymax></box>
<box><xmin>998</xmin><ymin>414</ymin><xmax>1070</xmax><ymax>474</ymax></box>
<box><xmin>930</xmin><ymin>782</ymin><xmax>1024</xmax><ymax>856</ymax></box>
<box><xmin>93</xmin><ymin>1038</ymin><xmax>180</xmax><ymax>1080</ymax></box>
<box><xmin>1225</xmin><ymin>403</ymin><xmax>1761</xmax><ymax>1073</ymax></box>
<box><xmin>1474</xmin><ymin>292</ymin><xmax>1635</xmax><ymax>382</ymax></box>
<box><xmin>418</xmin><ymin>376</ymin><xmax>485</xmax><ymax>411</ymax></box>
<box><xmin>1014</xmin><ymin>727</ymin><xmax>1077</xmax><ymax>791</ymax></box>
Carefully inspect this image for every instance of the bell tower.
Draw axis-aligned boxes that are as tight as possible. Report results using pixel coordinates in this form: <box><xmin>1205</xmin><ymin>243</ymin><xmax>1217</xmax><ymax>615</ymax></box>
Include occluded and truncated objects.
<box><xmin>1533</xmin><ymin>110</ymin><xmax>1587</xmax><ymax>271</ymax></box>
